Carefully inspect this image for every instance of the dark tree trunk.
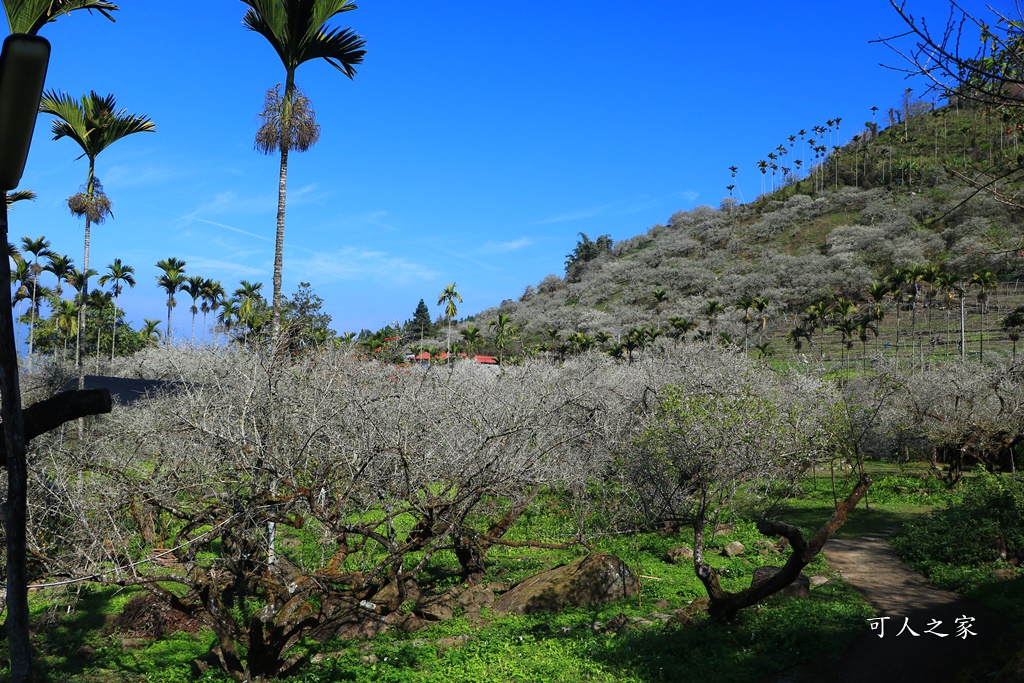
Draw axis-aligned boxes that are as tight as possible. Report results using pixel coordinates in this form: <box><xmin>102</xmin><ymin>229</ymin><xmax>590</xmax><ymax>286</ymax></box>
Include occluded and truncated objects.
<box><xmin>696</xmin><ymin>475</ymin><xmax>872</xmax><ymax>621</ymax></box>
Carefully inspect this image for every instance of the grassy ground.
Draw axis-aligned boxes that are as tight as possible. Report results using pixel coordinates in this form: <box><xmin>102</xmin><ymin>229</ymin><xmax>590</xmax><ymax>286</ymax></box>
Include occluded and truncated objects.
<box><xmin>0</xmin><ymin>463</ymin><xmax>984</xmax><ymax>682</ymax></box>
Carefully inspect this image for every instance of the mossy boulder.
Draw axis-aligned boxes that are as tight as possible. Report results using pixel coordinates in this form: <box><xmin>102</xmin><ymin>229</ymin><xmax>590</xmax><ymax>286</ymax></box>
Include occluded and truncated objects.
<box><xmin>493</xmin><ymin>552</ymin><xmax>637</xmax><ymax>615</ymax></box>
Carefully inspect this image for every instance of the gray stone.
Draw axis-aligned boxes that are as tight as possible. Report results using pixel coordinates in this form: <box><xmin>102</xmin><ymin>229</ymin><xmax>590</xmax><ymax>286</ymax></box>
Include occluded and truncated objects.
<box><xmin>990</xmin><ymin>567</ymin><xmax>1020</xmax><ymax>581</ymax></box>
<box><xmin>665</xmin><ymin>545</ymin><xmax>694</xmax><ymax>564</ymax></box>
<box><xmin>493</xmin><ymin>552</ymin><xmax>638</xmax><ymax>615</ymax></box>
<box><xmin>722</xmin><ymin>541</ymin><xmax>745</xmax><ymax>558</ymax></box>
<box><xmin>416</xmin><ymin>597</ymin><xmax>454</xmax><ymax>622</ymax></box>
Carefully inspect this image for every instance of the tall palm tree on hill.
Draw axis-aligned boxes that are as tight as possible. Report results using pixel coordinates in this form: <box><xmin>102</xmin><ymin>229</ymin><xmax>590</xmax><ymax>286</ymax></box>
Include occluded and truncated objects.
<box><xmin>155</xmin><ymin>257</ymin><xmax>186</xmax><ymax>346</ymax></box>
<box><xmin>242</xmin><ymin>0</ymin><xmax>366</xmax><ymax>339</ymax></box>
<box><xmin>39</xmin><ymin>90</ymin><xmax>154</xmax><ymax>382</ymax></box>
<box><xmin>97</xmin><ymin>258</ymin><xmax>134</xmax><ymax>360</ymax></box>
<box><xmin>972</xmin><ymin>268</ymin><xmax>998</xmax><ymax>363</ymax></box>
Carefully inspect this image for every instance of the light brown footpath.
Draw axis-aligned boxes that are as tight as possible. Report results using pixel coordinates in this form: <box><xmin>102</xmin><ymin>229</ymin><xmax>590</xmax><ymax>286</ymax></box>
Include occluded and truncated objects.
<box><xmin>796</xmin><ymin>532</ymin><xmax>1013</xmax><ymax>683</ymax></box>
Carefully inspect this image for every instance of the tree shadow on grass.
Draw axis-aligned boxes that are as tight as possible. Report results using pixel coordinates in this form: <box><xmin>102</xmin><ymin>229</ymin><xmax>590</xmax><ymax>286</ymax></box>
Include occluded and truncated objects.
<box><xmin>571</xmin><ymin>590</ymin><xmax>868</xmax><ymax>683</ymax></box>
<box><xmin>0</xmin><ymin>586</ymin><xmax>120</xmax><ymax>680</ymax></box>
<box><xmin>779</xmin><ymin>504</ymin><xmax>922</xmax><ymax>539</ymax></box>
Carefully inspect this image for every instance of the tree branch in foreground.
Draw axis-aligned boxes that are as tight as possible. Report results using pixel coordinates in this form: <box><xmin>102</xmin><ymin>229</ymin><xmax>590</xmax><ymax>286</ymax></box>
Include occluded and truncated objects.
<box><xmin>696</xmin><ymin>474</ymin><xmax>872</xmax><ymax>621</ymax></box>
<box><xmin>0</xmin><ymin>389</ymin><xmax>112</xmax><ymax>468</ymax></box>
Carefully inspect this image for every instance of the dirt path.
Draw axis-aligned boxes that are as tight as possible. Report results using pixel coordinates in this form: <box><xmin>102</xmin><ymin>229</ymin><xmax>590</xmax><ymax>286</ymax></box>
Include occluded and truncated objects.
<box><xmin>810</xmin><ymin>531</ymin><xmax>1012</xmax><ymax>682</ymax></box>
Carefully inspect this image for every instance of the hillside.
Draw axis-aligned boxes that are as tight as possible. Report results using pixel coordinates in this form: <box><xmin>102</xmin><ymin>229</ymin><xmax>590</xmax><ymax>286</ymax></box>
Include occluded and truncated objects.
<box><xmin>450</xmin><ymin>96</ymin><xmax>1024</xmax><ymax>366</ymax></box>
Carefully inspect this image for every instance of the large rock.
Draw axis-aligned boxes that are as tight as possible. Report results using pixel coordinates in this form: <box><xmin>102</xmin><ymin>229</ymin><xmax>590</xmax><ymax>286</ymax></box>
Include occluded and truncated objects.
<box><xmin>722</xmin><ymin>541</ymin><xmax>745</xmax><ymax>558</ymax></box>
<box><xmin>493</xmin><ymin>553</ymin><xmax>638</xmax><ymax>615</ymax></box>
<box><xmin>665</xmin><ymin>545</ymin><xmax>693</xmax><ymax>564</ymax></box>
<box><xmin>751</xmin><ymin>566</ymin><xmax>810</xmax><ymax>600</ymax></box>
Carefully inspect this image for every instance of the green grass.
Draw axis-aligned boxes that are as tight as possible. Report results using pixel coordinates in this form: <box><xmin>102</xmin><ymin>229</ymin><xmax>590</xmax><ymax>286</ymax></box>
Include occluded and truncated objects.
<box><xmin>2</xmin><ymin>464</ymin><xmax>960</xmax><ymax>682</ymax></box>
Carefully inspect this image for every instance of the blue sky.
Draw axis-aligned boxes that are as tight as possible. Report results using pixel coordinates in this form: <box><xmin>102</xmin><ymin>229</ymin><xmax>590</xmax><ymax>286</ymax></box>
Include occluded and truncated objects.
<box><xmin>5</xmin><ymin>0</ymin><xmax>1005</xmax><ymax>339</ymax></box>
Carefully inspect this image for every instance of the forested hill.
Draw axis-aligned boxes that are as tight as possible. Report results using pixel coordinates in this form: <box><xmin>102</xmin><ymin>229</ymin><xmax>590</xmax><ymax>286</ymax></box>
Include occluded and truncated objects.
<box><xmin>463</xmin><ymin>96</ymin><xmax>1024</xmax><ymax>351</ymax></box>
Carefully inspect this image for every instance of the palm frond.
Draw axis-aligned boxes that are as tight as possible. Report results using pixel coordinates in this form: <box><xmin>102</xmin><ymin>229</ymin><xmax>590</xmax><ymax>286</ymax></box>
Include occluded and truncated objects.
<box><xmin>4</xmin><ymin>0</ymin><xmax>118</xmax><ymax>35</ymax></box>
<box><xmin>6</xmin><ymin>190</ymin><xmax>36</xmax><ymax>205</ymax></box>
<box><xmin>242</xmin><ymin>0</ymin><xmax>365</xmax><ymax>74</ymax></box>
<box><xmin>40</xmin><ymin>90</ymin><xmax>154</xmax><ymax>160</ymax></box>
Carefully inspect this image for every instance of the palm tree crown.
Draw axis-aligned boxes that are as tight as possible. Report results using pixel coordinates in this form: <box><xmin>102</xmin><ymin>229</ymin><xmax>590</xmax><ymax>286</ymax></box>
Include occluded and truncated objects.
<box><xmin>3</xmin><ymin>0</ymin><xmax>117</xmax><ymax>35</ymax></box>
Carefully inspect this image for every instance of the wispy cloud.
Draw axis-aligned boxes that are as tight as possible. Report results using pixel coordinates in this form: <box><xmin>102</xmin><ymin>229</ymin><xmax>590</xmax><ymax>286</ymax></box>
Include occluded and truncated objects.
<box><xmin>673</xmin><ymin>190</ymin><xmax>700</xmax><ymax>203</ymax></box>
<box><xmin>179</xmin><ymin>215</ymin><xmax>272</xmax><ymax>243</ymax></box>
<box><xmin>532</xmin><ymin>198</ymin><xmax>659</xmax><ymax>225</ymax></box>
<box><xmin>100</xmin><ymin>161</ymin><xmax>191</xmax><ymax>190</ymax></box>
<box><xmin>291</xmin><ymin>247</ymin><xmax>440</xmax><ymax>288</ymax></box>
<box><xmin>476</xmin><ymin>237</ymin><xmax>532</xmax><ymax>254</ymax></box>
<box><xmin>181</xmin><ymin>256</ymin><xmax>266</xmax><ymax>282</ymax></box>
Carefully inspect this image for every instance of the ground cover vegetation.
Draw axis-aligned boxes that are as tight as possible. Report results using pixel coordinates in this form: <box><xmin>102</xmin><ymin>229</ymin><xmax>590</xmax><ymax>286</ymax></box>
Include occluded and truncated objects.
<box><xmin>2</xmin><ymin>0</ymin><xmax>1024</xmax><ymax>680</ymax></box>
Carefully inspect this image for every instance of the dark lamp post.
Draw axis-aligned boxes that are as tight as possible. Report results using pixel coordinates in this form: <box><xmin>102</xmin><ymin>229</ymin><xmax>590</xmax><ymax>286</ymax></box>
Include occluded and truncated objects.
<box><xmin>0</xmin><ymin>34</ymin><xmax>50</xmax><ymax>190</ymax></box>
<box><xmin>0</xmin><ymin>32</ymin><xmax>50</xmax><ymax>683</ymax></box>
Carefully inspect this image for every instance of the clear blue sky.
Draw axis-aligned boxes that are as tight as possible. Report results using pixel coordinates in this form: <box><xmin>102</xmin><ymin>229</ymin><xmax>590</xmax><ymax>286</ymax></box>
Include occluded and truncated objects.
<box><xmin>5</xmin><ymin>0</ymin><xmax>1005</xmax><ymax>339</ymax></box>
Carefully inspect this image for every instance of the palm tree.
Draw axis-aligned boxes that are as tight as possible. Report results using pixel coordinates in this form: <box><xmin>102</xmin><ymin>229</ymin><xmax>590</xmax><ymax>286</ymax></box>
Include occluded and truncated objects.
<box><xmin>752</xmin><ymin>341</ymin><xmax>774</xmax><ymax>360</ymax></box>
<box><xmin>972</xmin><ymin>268</ymin><xmax>998</xmax><ymax>363</ymax></box>
<box><xmin>3</xmin><ymin>0</ymin><xmax>118</xmax><ymax>35</ymax></box>
<box><xmin>65</xmin><ymin>267</ymin><xmax>96</xmax><ymax>304</ymax></box>
<box><xmin>1002</xmin><ymin>306</ymin><xmax>1024</xmax><ymax>362</ymax></box>
<box><xmin>437</xmin><ymin>282</ymin><xmax>462</xmax><ymax>361</ymax></box>
<box><xmin>181</xmin><ymin>275</ymin><xmax>206</xmax><ymax>346</ymax></box>
<box><xmin>234</xmin><ymin>280</ymin><xmax>265</xmax><ymax>342</ymax></box>
<box><xmin>45</xmin><ymin>252</ymin><xmax>73</xmax><ymax>299</ymax></box>
<box><xmin>39</xmin><ymin>90</ymin><xmax>154</xmax><ymax>382</ymax></box>
<box><xmin>487</xmin><ymin>312</ymin><xmax>515</xmax><ymax>363</ymax></box>
<box><xmin>935</xmin><ymin>271</ymin><xmax>960</xmax><ymax>360</ymax></box>
<box><xmin>857</xmin><ymin>315</ymin><xmax>878</xmax><ymax>370</ymax></box>
<box><xmin>460</xmin><ymin>324</ymin><xmax>483</xmax><ymax>355</ymax></box>
<box><xmin>97</xmin><ymin>258</ymin><xmax>134</xmax><ymax>360</ymax></box>
<box><xmin>155</xmin><ymin>257</ymin><xmax>186</xmax><ymax>346</ymax></box>
<box><xmin>735</xmin><ymin>294</ymin><xmax>756</xmax><ymax>350</ymax></box>
<box><xmin>218</xmin><ymin>297</ymin><xmax>240</xmax><ymax>343</ymax></box>
<box><xmin>19</xmin><ymin>236</ymin><xmax>51</xmax><ymax>360</ymax></box>
<box><xmin>752</xmin><ymin>296</ymin><xmax>771</xmax><ymax>342</ymax></box>
<box><xmin>242</xmin><ymin>0</ymin><xmax>366</xmax><ymax>339</ymax></box>
<box><xmin>703</xmin><ymin>299</ymin><xmax>725</xmax><ymax>338</ymax></box>
<box><xmin>668</xmin><ymin>315</ymin><xmax>696</xmax><ymax>341</ymax></box>
<box><xmin>650</xmin><ymin>288</ymin><xmax>669</xmax><ymax>323</ymax></box>
<box><xmin>52</xmin><ymin>298</ymin><xmax>78</xmax><ymax>358</ymax></box>
<box><xmin>201</xmin><ymin>279</ymin><xmax>225</xmax><ymax>345</ymax></box>
<box><xmin>86</xmin><ymin>289</ymin><xmax>113</xmax><ymax>372</ymax></box>
<box><xmin>139</xmin><ymin>318</ymin><xmax>161</xmax><ymax>348</ymax></box>
<box><xmin>10</xmin><ymin>258</ymin><xmax>29</xmax><ymax>353</ymax></box>
<box><xmin>803</xmin><ymin>300</ymin><xmax>830</xmax><ymax>352</ymax></box>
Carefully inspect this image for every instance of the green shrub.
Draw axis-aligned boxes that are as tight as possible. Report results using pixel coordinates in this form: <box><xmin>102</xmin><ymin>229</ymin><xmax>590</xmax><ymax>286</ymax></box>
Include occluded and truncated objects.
<box><xmin>892</xmin><ymin>469</ymin><xmax>1024</xmax><ymax>568</ymax></box>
